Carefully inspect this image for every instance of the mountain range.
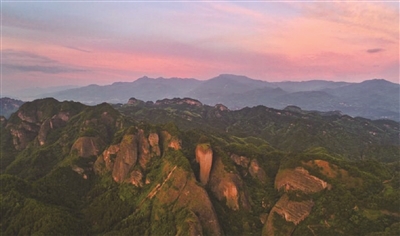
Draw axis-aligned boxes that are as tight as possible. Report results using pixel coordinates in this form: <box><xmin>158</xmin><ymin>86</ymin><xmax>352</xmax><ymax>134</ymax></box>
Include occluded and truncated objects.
<box><xmin>1</xmin><ymin>97</ymin><xmax>399</xmax><ymax>235</ymax></box>
<box><xmin>27</xmin><ymin>74</ymin><xmax>399</xmax><ymax>121</ymax></box>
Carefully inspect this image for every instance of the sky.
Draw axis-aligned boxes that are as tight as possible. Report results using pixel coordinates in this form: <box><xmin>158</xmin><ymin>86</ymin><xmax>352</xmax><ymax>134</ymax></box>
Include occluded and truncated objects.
<box><xmin>1</xmin><ymin>0</ymin><xmax>399</xmax><ymax>93</ymax></box>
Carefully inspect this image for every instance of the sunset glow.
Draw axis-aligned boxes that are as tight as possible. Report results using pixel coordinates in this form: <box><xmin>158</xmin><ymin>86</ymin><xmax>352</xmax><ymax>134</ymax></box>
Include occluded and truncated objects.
<box><xmin>1</xmin><ymin>1</ymin><xmax>399</xmax><ymax>92</ymax></box>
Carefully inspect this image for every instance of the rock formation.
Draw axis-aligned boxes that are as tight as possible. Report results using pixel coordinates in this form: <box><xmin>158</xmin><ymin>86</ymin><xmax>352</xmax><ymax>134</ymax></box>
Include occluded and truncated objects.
<box><xmin>148</xmin><ymin>132</ymin><xmax>161</xmax><ymax>156</ymax></box>
<box><xmin>155</xmin><ymin>97</ymin><xmax>202</xmax><ymax>107</ymax></box>
<box><xmin>137</xmin><ymin>129</ymin><xmax>151</xmax><ymax>169</ymax></box>
<box><xmin>209</xmin><ymin>157</ymin><xmax>251</xmax><ymax>211</ymax></box>
<box><xmin>112</xmin><ymin>134</ymin><xmax>138</xmax><ymax>183</ymax></box>
<box><xmin>275</xmin><ymin>167</ymin><xmax>330</xmax><ymax>193</ymax></box>
<box><xmin>195</xmin><ymin>143</ymin><xmax>213</xmax><ymax>185</ymax></box>
<box><xmin>263</xmin><ymin>194</ymin><xmax>314</xmax><ymax>236</ymax></box>
<box><xmin>263</xmin><ymin>166</ymin><xmax>331</xmax><ymax>235</ymax></box>
<box><xmin>71</xmin><ymin>136</ymin><xmax>104</xmax><ymax>158</ymax></box>
<box><xmin>249</xmin><ymin>159</ymin><xmax>267</xmax><ymax>183</ymax></box>
<box><xmin>230</xmin><ymin>153</ymin><xmax>250</xmax><ymax>168</ymax></box>
<box><xmin>161</xmin><ymin>131</ymin><xmax>181</xmax><ymax>150</ymax></box>
<box><xmin>153</xmin><ymin>163</ymin><xmax>222</xmax><ymax>236</ymax></box>
<box><xmin>38</xmin><ymin>112</ymin><xmax>70</xmax><ymax>145</ymax></box>
<box><xmin>95</xmin><ymin>130</ymin><xmax>163</xmax><ymax>185</ymax></box>
<box><xmin>126</xmin><ymin>169</ymin><xmax>144</xmax><ymax>187</ymax></box>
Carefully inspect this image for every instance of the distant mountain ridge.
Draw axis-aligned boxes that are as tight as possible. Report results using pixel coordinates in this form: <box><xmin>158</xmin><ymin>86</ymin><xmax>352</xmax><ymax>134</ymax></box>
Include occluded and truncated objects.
<box><xmin>24</xmin><ymin>74</ymin><xmax>400</xmax><ymax>121</ymax></box>
<box><xmin>0</xmin><ymin>97</ymin><xmax>24</xmax><ymax>118</ymax></box>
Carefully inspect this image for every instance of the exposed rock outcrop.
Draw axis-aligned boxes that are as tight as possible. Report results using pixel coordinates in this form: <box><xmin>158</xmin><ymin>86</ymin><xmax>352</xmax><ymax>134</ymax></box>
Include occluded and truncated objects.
<box><xmin>153</xmin><ymin>163</ymin><xmax>222</xmax><ymax>236</ymax></box>
<box><xmin>249</xmin><ymin>159</ymin><xmax>267</xmax><ymax>183</ymax></box>
<box><xmin>162</xmin><ymin>131</ymin><xmax>181</xmax><ymax>150</ymax></box>
<box><xmin>263</xmin><ymin>194</ymin><xmax>314</xmax><ymax>236</ymax></box>
<box><xmin>126</xmin><ymin>169</ymin><xmax>144</xmax><ymax>187</ymax></box>
<box><xmin>274</xmin><ymin>194</ymin><xmax>314</xmax><ymax>225</ymax></box>
<box><xmin>155</xmin><ymin>97</ymin><xmax>202</xmax><ymax>107</ymax></box>
<box><xmin>195</xmin><ymin>143</ymin><xmax>213</xmax><ymax>185</ymax></box>
<box><xmin>71</xmin><ymin>136</ymin><xmax>104</xmax><ymax>158</ymax></box>
<box><xmin>112</xmin><ymin>134</ymin><xmax>138</xmax><ymax>183</ymax></box>
<box><xmin>209</xmin><ymin>157</ymin><xmax>251</xmax><ymax>211</ymax></box>
<box><xmin>230</xmin><ymin>153</ymin><xmax>250</xmax><ymax>168</ymax></box>
<box><xmin>138</xmin><ymin>129</ymin><xmax>151</xmax><ymax>169</ymax></box>
<box><xmin>38</xmin><ymin>111</ymin><xmax>70</xmax><ymax>145</ymax></box>
<box><xmin>148</xmin><ymin>132</ymin><xmax>161</xmax><ymax>156</ymax></box>
<box><xmin>9</xmin><ymin>125</ymin><xmax>38</xmax><ymax>150</ymax></box>
<box><xmin>214</xmin><ymin>104</ymin><xmax>229</xmax><ymax>112</ymax></box>
<box><xmin>95</xmin><ymin>130</ymin><xmax>164</xmax><ymax>185</ymax></box>
<box><xmin>275</xmin><ymin>167</ymin><xmax>330</xmax><ymax>193</ymax></box>
<box><xmin>263</xmin><ymin>166</ymin><xmax>331</xmax><ymax>235</ymax></box>
<box><xmin>127</xmin><ymin>97</ymin><xmax>145</xmax><ymax>106</ymax></box>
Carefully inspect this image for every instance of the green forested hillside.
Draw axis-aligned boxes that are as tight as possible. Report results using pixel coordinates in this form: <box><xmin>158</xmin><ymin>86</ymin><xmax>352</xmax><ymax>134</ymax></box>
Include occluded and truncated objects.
<box><xmin>1</xmin><ymin>98</ymin><xmax>399</xmax><ymax>235</ymax></box>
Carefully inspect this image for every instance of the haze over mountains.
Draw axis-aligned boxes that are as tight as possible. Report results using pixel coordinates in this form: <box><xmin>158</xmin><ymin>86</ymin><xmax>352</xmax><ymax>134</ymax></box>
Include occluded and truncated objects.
<box><xmin>2</xmin><ymin>74</ymin><xmax>399</xmax><ymax>121</ymax></box>
<box><xmin>15</xmin><ymin>74</ymin><xmax>399</xmax><ymax>121</ymax></box>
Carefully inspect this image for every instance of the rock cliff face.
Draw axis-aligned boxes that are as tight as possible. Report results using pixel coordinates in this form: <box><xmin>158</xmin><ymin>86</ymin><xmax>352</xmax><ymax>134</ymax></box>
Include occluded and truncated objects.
<box><xmin>230</xmin><ymin>154</ymin><xmax>267</xmax><ymax>183</ymax></box>
<box><xmin>5</xmin><ymin>98</ymin><xmax>86</xmax><ymax>150</ymax></box>
<box><xmin>153</xmin><ymin>163</ymin><xmax>222</xmax><ymax>236</ymax></box>
<box><xmin>137</xmin><ymin>129</ymin><xmax>151</xmax><ymax>169</ymax></box>
<box><xmin>148</xmin><ymin>132</ymin><xmax>161</xmax><ymax>156</ymax></box>
<box><xmin>263</xmin><ymin>194</ymin><xmax>314</xmax><ymax>236</ymax></box>
<box><xmin>263</xmin><ymin>166</ymin><xmax>331</xmax><ymax>235</ymax></box>
<box><xmin>112</xmin><ymin>134</ymin><xmax>138</xmax><ymax>183</ymax></box>
<box><xmin>38</xmin><ymin>111</ymin><xmax>70</xmax><ymax>145</ymax></box>
<box><xmin>95</xmin><ymin>130</ymin><xmax>166</xmax><ymax>185</ymax></box>
<box><xmin>161</xmin><ymin>131</ymin><xmax>181</xmax><ymax>150</ymax></box>
<box><xmin>195</xmin><ymin>143</ymin><xmax>213</xmax><ymax>185</ymax></box>
<box><xmin>209</xmin><ymin>157</ymin><xmax>251</xmax><ymax>211</ymax></box>
<box><xmin>275</xmin><ymin>167</ymin><xmax>330</xmax><ymax>193</ymax></box>
<box><xmin>71</xmin><ymin>137</ymin><xmax>104</xmax><ymax>158</ymax></box>
<box><xmin>249</xmin><ymin>159</ymin><xmax>267</xmax><ymax>183</ymax></box>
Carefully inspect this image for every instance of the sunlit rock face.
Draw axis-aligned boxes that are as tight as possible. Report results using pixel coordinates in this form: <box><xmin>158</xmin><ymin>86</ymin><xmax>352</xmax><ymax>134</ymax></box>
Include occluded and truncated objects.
<box><xmin>95</xmin><ymin>130</ymin><xmax>164</xmax><ymax>185</ymax></box>
<box><xmin>263</xmin><ymin>167</ymin><xmax>331</xmax><ymax>236</ymax></box>
<box><xmin>161</xmin><ymin>131</ymin><xmax>181</xmax><ymax>150</ymax></box>
<box><xmin>148</xmin><ymin>132</ymin><xmax>161</xmax><ymax>156</ymax></box>
<box><xmin>209</xmin><ymin>157</ymin><xmax>251</xmax><ymax>211</ymax></box>
<box><xmin>195</xmin><ymin>143</ymin><xmax>213</xmax><ymax>185</ymax></box>
<box><xmin>137</xmin><ymin>129</ymin><xmax>151</xmax><ymax>169</ymax></box>
<box><xmin>275</xmin><ymin>167</ymin><xmax>330</xmax><ymax>193</ymax></box>
<box><xmin>112</xmin><ymin>134</ymin><xmax>138</xmax><ymax>183</ymax></box>
<box><xmin>71</xmin><ymin>136</ymin><xmax>104</xmax><ymax>158</ymax></box>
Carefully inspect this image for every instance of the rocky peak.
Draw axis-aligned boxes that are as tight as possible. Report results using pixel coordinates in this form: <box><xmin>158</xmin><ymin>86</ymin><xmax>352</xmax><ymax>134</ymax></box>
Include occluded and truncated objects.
<box><xmin>195</xmin><ymin>143</ymin><xmax>213</xmax><ymax>185</ymax></box>
<box><xmin>209</xmin><ymin>156</ymin><xmax>251</xmax><ymax>211</ymax></box>
<box><xmin>214</xmin><ymin>104</ymin><xmax>229</xmax><ymax>112</ymax></box>
<box><xmin>127</xmin><ymin>97</ymin><xmax>145</xmax><ymax>105</ymax></box>
<box><xmin>155</xmin><ymin>97</ymin><xmax>202</xmax><ymax>107</ymax></box>
<box><xmin>95</xmin><ymin>129</ymin><xmax>163</xmax><ymax>185</ymax></box>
